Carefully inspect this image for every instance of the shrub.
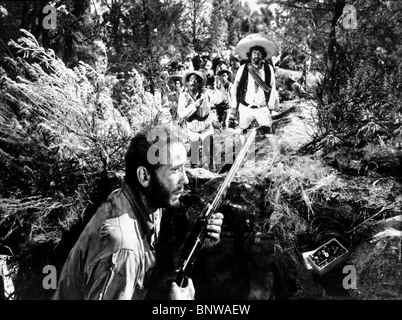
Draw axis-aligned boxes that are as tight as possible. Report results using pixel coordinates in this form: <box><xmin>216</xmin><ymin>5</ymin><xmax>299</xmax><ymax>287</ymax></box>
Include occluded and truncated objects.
<box><xmin>0</xmin><ymin>30</ymin><xmax>160</xmax><ymax>299</ymax></box>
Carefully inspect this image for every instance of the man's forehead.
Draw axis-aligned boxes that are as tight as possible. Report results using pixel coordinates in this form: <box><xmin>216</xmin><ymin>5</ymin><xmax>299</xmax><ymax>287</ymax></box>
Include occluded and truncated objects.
<box><xmin>145</xmin><ymin>127</ymin><xmax>187</xmax><ymax>166</ymax></box>
<box><xmin>158</xmin><ymin>142</ymin><xmax>187</xmax><ymax>165</ymax></box>
<box><xmin>167</xmin><ymin>142</ymin><xmax>186</xmax><ymax>158</ymax></box>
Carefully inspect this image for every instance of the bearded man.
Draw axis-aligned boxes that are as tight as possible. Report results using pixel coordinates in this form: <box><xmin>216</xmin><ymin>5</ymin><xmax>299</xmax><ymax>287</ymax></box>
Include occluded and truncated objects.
<box><xmin>177</xmin><ymin>71</ymin><xmax>216</xmax><ymax>168</ymax></box>
<box><xmin>53</xmin><ymin>125</ymin><xmax>223</xmax><ymax>300</ymax></box>
<box><xmin>231</xmin><ymin>33</ymin><xmax>281</xmax><ymax>156</ymax></box>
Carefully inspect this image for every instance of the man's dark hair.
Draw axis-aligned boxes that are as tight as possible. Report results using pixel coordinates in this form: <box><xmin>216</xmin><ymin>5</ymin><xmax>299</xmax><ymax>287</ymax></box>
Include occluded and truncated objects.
<box><xmin>124</xmin><ymin>124</ymin><xmax>185</xmax><ymax>188</ymax></box>
<box><xmin>247</xmin><ymin>45</ymin><xmax>268</xmax><ymax>60</ymax></box>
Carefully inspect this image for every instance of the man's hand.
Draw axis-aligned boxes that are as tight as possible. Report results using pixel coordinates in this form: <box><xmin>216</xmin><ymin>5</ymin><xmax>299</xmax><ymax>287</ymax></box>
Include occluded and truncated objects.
<box><xmin>169</xmin><ymin>278</ymin><xmax>195</xmax><ymax>300</ymax></box>
<box><xmin>195</xmin><ymin>97</ymin><xmax>204</xmax><ymax>108</ymax></box>
<box><xmin>203</xmin><ymin>212</ymin><xmax>224</xmax><ymax>249</ymax></box>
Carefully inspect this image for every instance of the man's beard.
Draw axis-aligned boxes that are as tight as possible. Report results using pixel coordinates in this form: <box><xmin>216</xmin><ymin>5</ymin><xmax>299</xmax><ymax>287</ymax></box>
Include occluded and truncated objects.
<box><xmin>144</xmin><ymin>173</ymin><xmax>181</xmax><ymax>209</ymax></box>
<box><xmin>251</xmin><ymin>57</ymin><xmax>261</xmax><ymax>66</ymax></box>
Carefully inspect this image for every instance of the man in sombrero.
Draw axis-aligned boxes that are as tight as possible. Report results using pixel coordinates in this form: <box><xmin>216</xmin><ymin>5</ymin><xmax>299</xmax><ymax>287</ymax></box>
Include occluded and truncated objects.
<box><xmin>231</xmin><ymin>33</ymin><xmax>280</xmax><ymax>156</ymax></box>
<box><xmin>177</xmin><ymin>70</ymin><xmax>215</xmax><ymax>168</ymax></box>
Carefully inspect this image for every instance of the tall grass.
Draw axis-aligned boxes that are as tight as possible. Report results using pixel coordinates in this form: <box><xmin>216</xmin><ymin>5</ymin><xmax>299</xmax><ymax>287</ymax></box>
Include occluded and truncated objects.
<box><xmin>0</xmin><ymin>30</ymin><xmax>161</xmax><ymax>299</ymax></box>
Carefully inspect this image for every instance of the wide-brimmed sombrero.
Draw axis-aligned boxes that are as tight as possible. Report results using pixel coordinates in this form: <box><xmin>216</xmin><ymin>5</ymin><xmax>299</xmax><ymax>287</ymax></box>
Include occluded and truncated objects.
<box><xmin>235</xmin><ymin>33</ymin><xmax>279</xmax><ymax>60</ymax></box>
<box><xmin>182</xmin><ymin>70</ymin><xmax>206</xmax><ymax>87</ymax></box>
<box><xmin>216</xmin><ymin>69</ymin><xmax>232</xmax><ymax>77</ymax></box>
<box><xmin>168</xmin><ymin>73</ymin><xmax>182</xmax><ymax>83</ymax></box>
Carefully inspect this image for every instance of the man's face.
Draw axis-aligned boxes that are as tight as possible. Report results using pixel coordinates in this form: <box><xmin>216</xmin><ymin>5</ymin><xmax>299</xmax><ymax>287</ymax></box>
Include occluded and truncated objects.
<box><xmin>220</xmin><ymin>73</ymin><xmax>229</xmax><ymax>83</ymax></box>
<box><xmin>188</xmin><ymin>74</ymin><xmax>201</xmax><ymax>90</ymax></box>
<box><xmin>174</xmin><ymin>80</ymin><xmax>182</xmax><ymax>91</ymax></box>
<box><xmin>204</xmin><ymin>61</ymin><xmax>212</xmax><ymax>71</ymax></box>
<box><xmin>251</xmin><ymin>49</ymin><xmax>263</xmax><ymax>64</ymax></box>
<box><xmin>148</xmin><ymin>142</ymin><xmax>189</xmax><ymax>208</ymax></box>
<box><xmin>168</xmin><ymin>81</ymin><xmax>175</xmax><ymax>90</ymax></box>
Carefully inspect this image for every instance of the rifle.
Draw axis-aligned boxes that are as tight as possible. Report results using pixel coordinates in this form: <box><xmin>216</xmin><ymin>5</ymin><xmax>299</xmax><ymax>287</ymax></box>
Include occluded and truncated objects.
<box><xmin>176</xmin><ymin>127</ymin><xmax>257</xmax><ymax>287</ymax></box>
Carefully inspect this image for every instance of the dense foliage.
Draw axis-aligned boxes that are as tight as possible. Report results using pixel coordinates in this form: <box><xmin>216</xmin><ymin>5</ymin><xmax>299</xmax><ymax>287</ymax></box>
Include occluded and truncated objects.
<box><xmin>0</xmin><ymin>0</ymin><xmax>401</xmax><ymax>300</ymax></box>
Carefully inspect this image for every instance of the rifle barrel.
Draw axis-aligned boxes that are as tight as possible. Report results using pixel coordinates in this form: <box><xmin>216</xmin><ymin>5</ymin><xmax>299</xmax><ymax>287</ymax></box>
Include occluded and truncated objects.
<box><xmin>205</xmin><ymin>127</ymin><xmax>257</xmax><ymax>219</ymax></box>
<box><xmin>177</xmin><ymin>128</ymin><xmax>257</xmax><ymax>285</ymax></box>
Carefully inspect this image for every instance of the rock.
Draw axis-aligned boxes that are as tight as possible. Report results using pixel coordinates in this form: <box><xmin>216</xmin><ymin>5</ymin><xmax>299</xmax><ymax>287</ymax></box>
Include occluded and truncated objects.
<box><xmin>276</xmin><ymin>68</ymin><xmax>303</xmax><ymax>87</ymax></box>
<box><xmin>381</xmin><ymin>215</ymin><xmax>402</xmax><ymax>231</ymax></box>
<box><xmin>275</xmin><ymin>100</ymin><xmax>318</xmax><ymax>153</ymax></box>
<box><xmin>185</xmin><ymin>167</ymin><xmax>221</xmax><ymax>181</ymax></box>
<box><xmin>278</xmin><ymin>55</ymin><xmax>296</xmax><ymax>70</ymax></box>
<box><xmin>370</xmin><ymin>215</ymin><xmax>402</xmax><ymax>244</ymax></box>
<box><xmin>371</xmin><ymin>228</ymin><xmax>402</xmax><ymax>243</ymax></box>
<box><xmin>348</xmin><ymin>217</ymin><xmax>402</xmax><ymax>300</ymax></box>
<box><xmin>275</xmin><ymin>68</ymin><xmax>324</xmax><ymax>92</ymax></box>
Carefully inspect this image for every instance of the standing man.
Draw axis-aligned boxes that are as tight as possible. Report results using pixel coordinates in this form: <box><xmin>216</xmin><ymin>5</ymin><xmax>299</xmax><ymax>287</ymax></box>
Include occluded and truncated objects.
<box><xmin>53</xmin><ymin>124</ymin><xmax>224</xmax><ymax>299</ymax></box>
<box><xmin>165</xmin><ymin>73</ymin><xmax>183</xmax><ymax>123</ymax></box>
<box><xmin>213</xmin><ymin>58</ymin><xmax>229</xmax><ymax>76</ymax></box>
<box><xmin>215</xmin><ymin>69</ymin><xmax>233</xmax><ymax>129</ymax></box>
<box><xmin>230</xmin><ymin>55</ymin><xmax>241</xmax><ymax>79</ymax></box>
<box><xmin>183</xmin><ymin>55</ymin><xmax>194</xmax><ymax>71</ymax></box>
<box><xmin>231</xmin><ymin>33</ymin><xmax>280</xmax><ymax>156</ymax></box>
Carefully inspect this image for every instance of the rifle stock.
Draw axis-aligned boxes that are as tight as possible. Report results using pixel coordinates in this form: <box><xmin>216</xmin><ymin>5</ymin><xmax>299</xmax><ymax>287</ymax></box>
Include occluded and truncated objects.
<box><xmin>176</xmin><ymin>128</ymin><xmax>257</xmax><ymax>287</ymax></box>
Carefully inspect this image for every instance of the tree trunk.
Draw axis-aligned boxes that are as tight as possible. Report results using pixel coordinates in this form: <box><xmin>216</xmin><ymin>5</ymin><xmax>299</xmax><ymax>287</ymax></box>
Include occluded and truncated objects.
<box><xmin>111</xmin><ymin>1</ymin><xmax>122</xmax><ymax>56</ymax></box>
<box><xmin>142</xmin><ymin>0</ymin><xmax>155</xmax><ymax>94</ymax></box>
<box><xmin>326</xmin><ymin>0</ymin><xmax>345</xmax><ymax>80</ymax></box>
<box><xmin>192</xmin><ymin>2</ymin><xmax>198</xmax><ymax>51</ymax></box>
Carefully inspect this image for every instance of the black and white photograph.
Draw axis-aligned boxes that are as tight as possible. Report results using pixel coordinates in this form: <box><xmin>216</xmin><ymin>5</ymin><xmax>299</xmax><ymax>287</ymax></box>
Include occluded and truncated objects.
<box><xmin>0</xmin><ymin>0</ymin><xmax>401</xmax><ymax>307</ymax></box>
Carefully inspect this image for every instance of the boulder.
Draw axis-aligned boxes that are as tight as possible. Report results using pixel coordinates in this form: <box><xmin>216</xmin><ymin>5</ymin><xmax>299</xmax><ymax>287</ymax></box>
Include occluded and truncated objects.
<box><xmin>348</xmin><ymin>215</ymin><xmax>402</xmax><ymax>300</ymax></box>
<box><xmin>275</xmin><ymin>67</ymin><xmax>324</xmax><ymax>92</ymax></box>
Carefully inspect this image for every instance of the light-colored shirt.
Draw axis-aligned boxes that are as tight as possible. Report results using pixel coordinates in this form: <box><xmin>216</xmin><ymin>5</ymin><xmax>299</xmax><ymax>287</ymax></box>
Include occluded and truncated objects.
<box><xmin>245</xmin><ymin>66</ymin><xmax>266</xmax><ymax>106</ymax></box>
<box><xmin>214</xmin><ymin>81</ymin><xmax>233</xmax><ymax>105</ymax></box>
<box><xmin>231</xmin><ymin>63</ymin><xmax>279</xmax><ymax>110</ymax></box>
<box><xmin>53</xmin><ymin>182</ymin><xmax>161</xmax><ymax>300</ymax></box>
<box><xmin>177</xmin><ymin>88</ymin><xmax>215</xmax><ymax>134</ymax></box>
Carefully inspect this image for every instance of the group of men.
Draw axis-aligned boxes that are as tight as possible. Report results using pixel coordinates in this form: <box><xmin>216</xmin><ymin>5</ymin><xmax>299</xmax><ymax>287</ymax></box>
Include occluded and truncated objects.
<box><xmin>161</xmin><ymin>33</ymin><xmax>281</xmax><ymax>168</ymax></box>
<box><xmin>164</xmin><ymin>54</ymin><xmax>237</xmax><ymax>130</ymax></box>
<box><xmin>52</xmin><ymin>33</ymin><xmax>282</xmax><ymax>300</ymax></box>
